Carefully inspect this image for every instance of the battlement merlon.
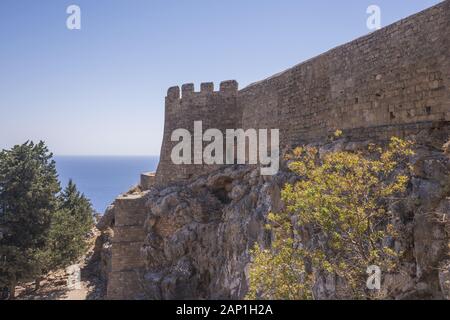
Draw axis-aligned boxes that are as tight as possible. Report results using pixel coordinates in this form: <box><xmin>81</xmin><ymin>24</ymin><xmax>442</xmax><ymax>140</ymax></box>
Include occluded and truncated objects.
<box><xmin>181</xmin><ymin>83</ymin><xmax>195</xmax><ymax>97</ymax></box>
<box><xmin>166</xmin><ymin>86</ymin><xmax>180</xmax><ymax>101</ymax></box>
<box><xmin>219</xmin><ymin>80</ymin><xmax>239</xmax><ymax>95</ymax></box>
<box><xmin>165</xmin><ymin>80</ymin><xmax>239</xmax><ymax>101</ymax></box>
<box><xmin>200</xmin><ymin>82</ymin><xmax>214</xmax><ymax>93</ymax></box>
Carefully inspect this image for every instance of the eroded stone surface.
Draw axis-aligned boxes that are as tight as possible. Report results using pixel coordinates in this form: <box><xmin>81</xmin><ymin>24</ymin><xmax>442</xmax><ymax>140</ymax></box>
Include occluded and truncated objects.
<box><xmin>103</xmin><ymin>132</ymin><xmax>449</xmax><ymax>299</ymax></box>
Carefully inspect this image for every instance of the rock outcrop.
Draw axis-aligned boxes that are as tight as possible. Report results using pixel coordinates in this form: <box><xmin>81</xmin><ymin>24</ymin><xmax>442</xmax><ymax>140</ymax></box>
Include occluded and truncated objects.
<box><xmin>140</xmin><ymin>136</ymin><xmax>449</xmax><ymax>299</ymax></box>
<box><xmin>100</xmin><ymin>127</ymin><xmax>449</xmax><ymax>299</ymax></box>
<box><xmin>140</xmin><ymin>165</ymin><xmax>283</xmax><ymax>299</ymax></box>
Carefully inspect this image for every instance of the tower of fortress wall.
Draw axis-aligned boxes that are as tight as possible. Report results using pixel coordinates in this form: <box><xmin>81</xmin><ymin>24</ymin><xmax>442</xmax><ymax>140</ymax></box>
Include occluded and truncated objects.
<box><xmin>155</xmin><ymin>0</ymin><xmax>450</xmax><ymax>186</ymax></box>
<box><xmin>155</xmin><ymin>80</ymin><xmax>241</xmax><ymax>185</ymax></box>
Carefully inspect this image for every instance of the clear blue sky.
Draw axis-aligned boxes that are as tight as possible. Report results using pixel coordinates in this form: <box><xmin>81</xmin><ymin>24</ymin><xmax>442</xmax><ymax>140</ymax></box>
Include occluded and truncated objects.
<box><xmin>0</xmin><ymin>0</ymin><xmax>442</xmax><ymax>155</ymax></box>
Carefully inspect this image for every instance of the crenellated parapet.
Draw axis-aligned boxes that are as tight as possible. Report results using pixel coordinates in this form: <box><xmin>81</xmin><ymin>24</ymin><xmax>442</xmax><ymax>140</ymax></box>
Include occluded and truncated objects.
<box><xmin>166</xmin><ymin>80</ymin><xmax>239</xmax><ymax>102</ymax></box>
<box><xmin>156</xmin><ymin>80</ymin><xmax>242</xmax><ymax>185</ymax></box>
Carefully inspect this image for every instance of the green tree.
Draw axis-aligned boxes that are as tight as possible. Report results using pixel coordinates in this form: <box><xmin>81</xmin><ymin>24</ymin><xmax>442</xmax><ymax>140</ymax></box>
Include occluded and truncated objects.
<box><xmin>0</xmin><ymin>141</ymin><xmax>60</xmax><ymax>297</ymax></box>
<box><xmin>0</xmin><ymin>142</ymin><xmax>94</xmax><ymax>298</ymax></box>
<box><xmin>247</xmin><ymin>137</ymin><xmax>413</xmax><ymax>300</ymax></box>
<box><xmin>38</xmin><ymin>180</ymin><xmax>94</xmax><ymax>274</ymax></box>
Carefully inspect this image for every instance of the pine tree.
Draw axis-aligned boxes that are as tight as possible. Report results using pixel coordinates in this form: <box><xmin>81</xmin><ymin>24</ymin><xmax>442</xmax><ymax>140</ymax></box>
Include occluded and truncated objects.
<box><xmin>0</xmin><ymin>142</ymin><xmax>95</xmax><ymax>298</ymax></box>
<box><xmin>0</xmin><ymin>141</ymin><xmax>60</xmax><ymax>298</ymax></box>
<box><xmin>39</xmin><ymin>180</ymin><xmax>94</xmax><ymax>273</ymax></box>
<box><xmin>59</xmin><ymin>180</ymin><xmax>94</xmax><ymax>234</ymax></box>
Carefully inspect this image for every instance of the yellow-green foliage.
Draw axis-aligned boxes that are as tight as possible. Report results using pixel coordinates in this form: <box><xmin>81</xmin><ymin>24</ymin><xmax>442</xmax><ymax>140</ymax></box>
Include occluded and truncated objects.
<box><xmin>247</xmin><ymin>137</ymin><xmax>414</xmax><ymax>300</ymax></box>
<box><xmin>246</xmin><ymin>211</ymin><xmax>313</xmax><ymax>300</ymax></box>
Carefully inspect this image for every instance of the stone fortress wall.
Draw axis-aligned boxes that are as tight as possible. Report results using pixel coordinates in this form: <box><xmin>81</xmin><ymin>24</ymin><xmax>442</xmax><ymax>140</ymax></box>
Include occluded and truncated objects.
<box><xmin>156</xmin><ymin>0</ymin><xmax>450</xmax><ymax>185</ymax></box>
<box><xmin>107</xmin><ymin>1</ymin><xmax>450</xmax><ymax>299</ymax></box>
<box><xmin>240</xmin><ymin>0</ymin><xmax>450</xmax><ymax>146</ymax></box>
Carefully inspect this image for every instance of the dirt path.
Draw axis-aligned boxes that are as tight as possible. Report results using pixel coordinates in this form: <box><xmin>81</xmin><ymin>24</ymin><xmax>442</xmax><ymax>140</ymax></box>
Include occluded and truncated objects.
<box><xmin>59</xmin><ymin>280</ymin><xmax>89</xmax><ymax>300</ymax></box>
<box><xmin>15</xmin><ymin>230</ymin><xmax>105</xmax><ymax>300</ymax></box>
<box><xmin>15</xmin><ymin>263</ymin><xmax>96</xmax><ymax>300</ymax></box>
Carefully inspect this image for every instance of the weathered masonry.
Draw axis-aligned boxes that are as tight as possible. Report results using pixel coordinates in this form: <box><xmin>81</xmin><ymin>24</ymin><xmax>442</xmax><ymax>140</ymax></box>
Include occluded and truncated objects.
<box><xmin>106</xmin><ymin>194</ymin><xmax>148</xmax><ymax>299</ymax></box>
<box><xmin>156</xmin><ymin>1</ymin><xmax>450</xmax><ymax>186</ymax></box>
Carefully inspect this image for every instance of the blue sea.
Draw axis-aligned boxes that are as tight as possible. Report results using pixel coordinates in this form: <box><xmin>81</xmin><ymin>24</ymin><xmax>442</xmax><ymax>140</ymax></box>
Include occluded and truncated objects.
<box><xmin>54</xmin><ymin>156</ymin><xmax>159</xmax><ymax>214</ymax></box>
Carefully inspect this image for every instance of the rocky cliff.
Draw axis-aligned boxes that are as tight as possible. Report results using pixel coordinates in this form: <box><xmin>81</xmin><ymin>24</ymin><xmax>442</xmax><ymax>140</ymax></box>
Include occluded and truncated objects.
<box><xmin>98</xmin><ymin>126</ymin><xmax>450</xmax><ymax>299</ymax></box>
